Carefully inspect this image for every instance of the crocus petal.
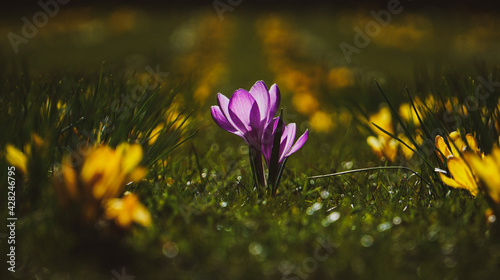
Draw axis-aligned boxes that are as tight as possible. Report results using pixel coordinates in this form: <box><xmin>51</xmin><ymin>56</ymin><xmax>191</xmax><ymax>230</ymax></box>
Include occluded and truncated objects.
<box><xmin>435</xmin><ymin>135</ymin><xmax>451</xmax><ymax>160</ymax></box>
<box><xmin>284</xmin><ymin>129</ymin><xmax>309</xmax><ymax>159</ymax></box>
<box><xmin>228</xmin><ymin>89</ymin><xmax>256</xmax><ymax>133</ymax></box>
<box><xmin>217</xmin><ymin>93</ymin><xmax>240</xmax><ymax>132</ymax></box>
<box><xmin>279</xmin><ymin>123</ymin><xmax>297</xmax><ymax>163</ymax></box>
<box><xmin>249</xmin><ymin>100</ymin><xmax>262</xmax><ymax>131</ymax></box>
<box><xmin>447</xmin><ymin>157</ymin><xmax>478</xmax><ymax>196</ymax></box>
<box><xmin>268</xmin><ymin>83</ymin><xmax>281</xmax><ymax>120</ymax></box>
<box><xmin>465</xmin><ymin>149</ymin><xmax>500</xmax><ymax>203</ymax></box>
<box><xmin>249</xmin><ymin>80</ymin><xmax>270</xmax><ymax>122</ymax></box>
<box><xmin>438</xmin><ymin>172</ymin><xmax>462</xmax><ymax>189</ymax></box>
<box><xmin>211</xmin><ymin>106</ymin><xmax>240</xmax><ymax>135</ymax></box>
<box><xmin>262</xmin><ymin>117</ymin><xmax>279</xmax><ymax>164</ymax></box>
<box><xmin>367</xmin><ymin>136</ymin><xmax>383</xmax><ymax>154</ymax></box>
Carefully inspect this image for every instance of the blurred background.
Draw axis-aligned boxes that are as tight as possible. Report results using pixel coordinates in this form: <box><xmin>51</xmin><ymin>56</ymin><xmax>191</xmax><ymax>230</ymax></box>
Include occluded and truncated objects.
<box><xmin>3</xmin><ymin>0</ymin><xmax>500</xmax><ymax>168</ymax></box>
<box><xmin>2</xmin><ymin>1</ymin><xmax>500</xmax><ymax>123</ymax></box>
<box><xmin>1</xmin><ymin>0</ymin><xmax>500</xmax><ymax>173</ymax></box>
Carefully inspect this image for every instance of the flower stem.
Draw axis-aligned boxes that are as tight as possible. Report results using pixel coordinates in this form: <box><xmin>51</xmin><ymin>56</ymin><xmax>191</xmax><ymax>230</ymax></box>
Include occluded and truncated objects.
<box><xmin>249</xmin><ymin>147</ymin><xmax>266</xmax><ymax>194</ymax></box>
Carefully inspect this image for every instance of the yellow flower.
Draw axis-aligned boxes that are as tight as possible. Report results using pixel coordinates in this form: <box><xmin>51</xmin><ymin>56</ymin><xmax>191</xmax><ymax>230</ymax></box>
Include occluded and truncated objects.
<box><xmin>292</xmin><ymin>91</ymin><xmax>319</xmax><ymax>116</ymax></box>
<box><xmin>327</xmin><ymin>67</ymin><xmax>354</xmax><ymax>89</ymax></box>
<box><xmin>104</xmin><ymin>192</ymin><xmax>151</xmax><ymax>228</ymax></box>
<box><xmin>309</xmin><ymin>110</ymin><xmax>334</xmax><ymax>133</ymax></box>
<box><xmin>5</xmin><ymin>145</ymin><xmax>27</xmax><ymax>174</ymax></box>
<box><xmin>148</xmin><ymin>124</ymin><xmax>163</xmax><ymax>146</ymax></box>
<box><xmin>465</xmin><ymin>147</ymin><xmax>500</xmax><ymax>203</ymax></box>
<box><xmin>367</xmin><ymin>135</ymin><xmax>398</xmax><ymax>162</ymax></box>
<box><xmin>435</xmin><ymin>131</ymin><xmax>481</xmax><ymax>196</ymax></box>
<box><xmin>369</xmin><ymin>106</ymin><xmax>393</xmax><ymax>138</ymax></box>
<box><xmin>437</xmin><ymin>156</ymin><xmax>479</xmax><ymax>196</ymax></box>
<box><xmin>5</xmin><ymin>133</ymin><xmax>45</xmax><ymax>175</ymax></box>
<box><xmin>80</xmin><ymin>143</ymin><xmax>145</xmax><ymax>200</ymax></box>
<box><xmin>399</xmin><ymin>133</ymin><xmax>421</xmax><ymax>160</ymax></box>
<box><xmin>435</xmin><ymin>131</ymin><xmax>481</xmax><ymax>161</ymax></box>
<box><xmin>398</xmin><ymin>101</ymin><xmax>424</xmax><ymax>127</ymax></box>
<box><xmin>55</xmin><ymin>143</ymin><xmax>147</xmax><ymax>224</ymax></box>
<box><xmin>367</xmin><ymin>106</ymin><xmax>399</xmax><ymax>161</ymax></box>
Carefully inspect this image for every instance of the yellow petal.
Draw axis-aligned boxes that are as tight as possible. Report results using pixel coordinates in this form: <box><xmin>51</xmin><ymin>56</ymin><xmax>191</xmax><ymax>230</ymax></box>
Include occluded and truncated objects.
<box><xmin>81</xmin><ymin>146</ymin><xmax>122</xmax><ymax>199</ymax></box>
<box><xmin>132</xmin><ymin>202</ymin><xmax>151</xmax><ymax>227</ymax></box>
<box><xmin>398</xmin><ymin>103</ymin><xmax>421</xmax><ymax>126</ymax></box>
<box><xmin>438</xmin><ymin>172</ymin><xmax>462</xmax><ymax>189</ymax></box>
<box><xmin>369</xmin><ymin>106</ymin><xmax>393</xmax><ymax>137</ymax></box>
<box><xmin>367</xmin><ymin>136</ymin><xmax>383</xmax><ymax>155</ymax></box>
<box><xmin>32</xmin><ymin>133</ymin><xmax>45</xmax><ymax>148</ymax></box>
<box><xmin>466</xmin><ymin>150</ymin><xmax>500</xmax><ymax>203</ymax></box>
<box><xmin>62</xmin><ymin>162</ymin><xmax>78</xmax><ymax>199</ymax></box>
<box><xmin>449</xmin><ymin>131</ymin><xmax>464</xmax><ymax>155</ymax></box>
<box><xmin>118</xmin><ymin>143</ymin><xmax>143</xmax><ymax>173</ymax></box>
<box><xmin>399</xmin><ymin>134</ymin><xmax>415</xmax><ymax>160</ymax></box>
<box><xmin>449</xmin><ymin>131</ymin><xmax>461</xmax><ymax>142</ymax></box>
<box><xmin>129</xmin><ymin>167</ymin><xmax>146</xmax><ymax>182</ymax></box>
<box><xmin>104</xmin><ymin>193</ymin><xmax>151</xmax><ymax>228</ymax></box>
<box><xmin>435</xmin><ymin>135</ymin><xmax>451</xmax><ymax>161</ymax></box>
<box><xmin>385</xmin><ymin>138</ymin><xmax>398</xmax><ymax>162</ymax></box>
<box><xmin>6</xmin><ymin>144</ymin><xmax>27</xmax><ymax>174</ymax></box>
<box><xmin>148</xmin><ymin>124</ymin><xmax>164</xmax><ymax>146</ymax></box>
<box><xmin>447</xmin><ymin>157</ymin><xmax>478</xmax><ymax>196</ymax></box>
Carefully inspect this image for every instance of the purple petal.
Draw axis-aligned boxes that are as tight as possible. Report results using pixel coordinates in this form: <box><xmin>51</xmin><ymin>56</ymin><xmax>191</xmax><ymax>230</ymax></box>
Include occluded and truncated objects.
<box><xmin>249</xmin><ymin>101</ymin><xmax>262</xmax><ymax>130</ymax></box>
<box><xmin>211</xmin><ymin>106</ymin><xmax>240</xmax><ymax>135</ymax></box>
<box><xmin>268</xmin><ymin>83</ymin><xmax>281</xmax><ymax>120</ymax></box>
<box><xmin>279</xmin><ymin>123</ymin><xmax>297</xmax><ymax>163</ymax></box>
<box><xmin>244</xmin><ymin>103</ymin><xmax>262</xmax><ymax>150</ymax></box>
<box><xmin>217</xmin><ymin>93</ymin><xmax>237</xmax><ymax>129</ymax></box>
<box><xmin>228</xmin><ymin>89</ymin><xmax>256</xmax><ymax>133</ymax></box>
<box><xmin>249</xmin><ymin>81</ymin><xmax>270</xmax><ymax>122</ymax></box>
<box><xmin>285</xmin><ymin>129</ymin><xmax>309</xmax><ymax>158</ymax></box>
<box><xmin>262</xmin><ymin>117</ymin><xmax>279</xmax><ymax>165</ymax></box>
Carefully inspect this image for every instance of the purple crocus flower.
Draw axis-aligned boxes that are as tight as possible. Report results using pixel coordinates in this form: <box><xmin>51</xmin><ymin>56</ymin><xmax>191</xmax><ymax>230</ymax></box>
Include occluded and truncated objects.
<box><xmin>210</xmin><ymin>80</ymin><xmax>280</xmax><ymax>151</ymax></box>
<box><xmin>211</xmin><ymin>80</ymin><xmax>308</xmax><ymax>194</ymax></box>
<box><xmin>262</xmin><ymin>118</ymin><xmax>309</xmax><ymax>167</ymax></box>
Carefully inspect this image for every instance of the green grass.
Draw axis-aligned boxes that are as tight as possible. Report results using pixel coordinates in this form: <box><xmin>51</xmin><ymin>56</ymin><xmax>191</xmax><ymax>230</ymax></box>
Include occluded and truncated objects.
<box><xmin>1</xmin><ymin>6</ymin><xmax>500</xmax><ymax>280</ymax></box>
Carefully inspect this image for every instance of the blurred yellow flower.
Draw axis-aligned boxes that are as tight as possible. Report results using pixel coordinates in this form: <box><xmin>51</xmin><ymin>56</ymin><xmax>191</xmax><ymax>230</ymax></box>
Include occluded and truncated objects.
<box><xmin>327</xmin><ymin>67</ymin><xmax>354</xmax><ymax>89</ymax></box>
<box><xmin>55</xmin><ymin>143</ymin><xmax>147</xmax><ymax>224</ymax></box>
<box><xmin>292</xmin><ymin>92</ymin><xmax>319</xmax><ymax>116</ymax></box>
<box><xmin>367</xmin><ymin>106</ymin><xmax>399</xmax><ymax>161</ymax></box>
<box><xmin>79</xmin><ymin>143</ymin><xmax>145</xmax><ymax>200</ymax></box>
<box><xmin>369</xmin><ymin>106</ymin><xmax>393</xmax><ymax>138</ymax></box>
<box><xmin>367</xmin><ymin>135</ymin><xmax>398</xmax><ymax>162</ymax></box>
<box><xmin>5</xmin><ymin>133</ymin><xmax>46</xmax><ymax>174</ymax></box>
<box><xmin>148</xmin><ymin>124</ymin><xmax>164</xmax><ymax>146</ymax></box>
<box><xmin>309</xmin><ymin>110</ymin><xmax>334</xmax><ymax>133</ymax></box>
<box><xmin>5</xmin><ymin>145</ymin><xmax>27</xmax><ymax>174</ymax></box>
<box><xmin>105</xmin><ymin>192</ymin><xmax>151</xmax><ymax>228</ymax></box>
<box><xmin>399</xmin><ymin>101</ymin><xmax>423</xmax><ymax>126</ymax></box>
<box><xmin>366</xmin><ymin>106</ymin><xmax>422</xmax><ymax>161</ymax></box>
<box><xmin>465</xmin><ymin>147</ymin><xmax>500</xmax><ymax>203</ymax></box>
<box><xmin>399</xmin><ymin>133</ymin><xmax>421</xmax><ymax>160</ymax></box>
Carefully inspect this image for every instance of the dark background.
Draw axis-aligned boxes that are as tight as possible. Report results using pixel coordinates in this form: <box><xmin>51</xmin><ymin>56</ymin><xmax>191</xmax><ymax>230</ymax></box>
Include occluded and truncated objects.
<box><xmin>3</xmin><ymin>0</ymin><xmax>500</xmax><ymax>12</ymax></box>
